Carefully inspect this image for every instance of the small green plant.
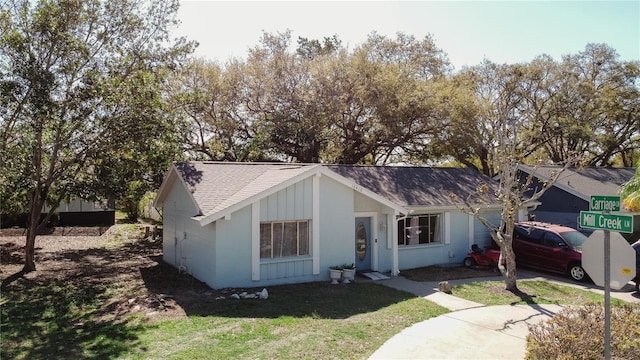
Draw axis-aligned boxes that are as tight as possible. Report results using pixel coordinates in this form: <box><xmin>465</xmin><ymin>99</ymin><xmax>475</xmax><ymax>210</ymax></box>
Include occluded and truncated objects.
<box><xmin>342</xmin><ymin>263</ymin><xmax>355</xmax><ymax>270</ymax></box>
<box><xmin>329</xmin><ymin>265</ymin><xmax>343</xmax><ymax>270</ymax></box>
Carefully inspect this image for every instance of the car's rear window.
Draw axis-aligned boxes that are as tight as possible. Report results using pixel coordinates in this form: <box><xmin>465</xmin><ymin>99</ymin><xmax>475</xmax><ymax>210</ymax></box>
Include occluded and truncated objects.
<box><xmin>560</xmin><ymin>231</ymin><xmax>587</xmax><ymax>250</ymax></box>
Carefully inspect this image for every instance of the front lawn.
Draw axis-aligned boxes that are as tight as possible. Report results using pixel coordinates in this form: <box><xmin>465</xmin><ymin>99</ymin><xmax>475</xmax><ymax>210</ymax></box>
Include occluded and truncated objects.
<box><xmin>451</xmin><ymin>280</ymin><xmax>629</xmax><ymax>306</ymax></box>
<box><xmin>0</xmin><ymin>227</ymin><xmax>447</xmax><ymax>359</ymax></box>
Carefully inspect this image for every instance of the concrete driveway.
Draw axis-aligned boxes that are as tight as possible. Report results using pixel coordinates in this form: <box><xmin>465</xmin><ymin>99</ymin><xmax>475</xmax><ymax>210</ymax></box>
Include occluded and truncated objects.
<box><xmin>368</xmin><ymin>268</ymin><xmax>638</xmax><ymax>360</ymax></box>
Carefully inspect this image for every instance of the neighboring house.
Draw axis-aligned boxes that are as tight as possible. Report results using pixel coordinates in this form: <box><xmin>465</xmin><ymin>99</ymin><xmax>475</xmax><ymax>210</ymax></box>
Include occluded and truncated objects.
<box><xmin>2</xmin><ymin>197</ymin><xmax>115</xmax><ymax>228</ymax></box>
<box><xmin>154</xmin><ymin>162</ymin><xmax>508</xmax><ymax>289</ymax></box>
<box><xmin>519</xmin><ymin>165</ymin><xmax>639</xmax><ymax>241</ymax></box>
<box><xmin>43</xmin><ymin>197</ymin><xmax>115</xmax><ymax>227</ymax></box>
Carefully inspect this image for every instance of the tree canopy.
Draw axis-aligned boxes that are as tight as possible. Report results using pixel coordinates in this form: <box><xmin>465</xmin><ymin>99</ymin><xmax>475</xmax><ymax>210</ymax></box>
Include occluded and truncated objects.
<box><xmin>0</xmin><ymin>0</ymin><xmax>194</xmax><ymax>272</ymax></box>
<box><xmin>167</xmin><ymin>36</ymin><xmax>639</xmax><ymax>171</ymax></box>
<box><xmin>2</xmin><ymin>6</ymin><xmax>638</xmax><ymax>283</ymax></box>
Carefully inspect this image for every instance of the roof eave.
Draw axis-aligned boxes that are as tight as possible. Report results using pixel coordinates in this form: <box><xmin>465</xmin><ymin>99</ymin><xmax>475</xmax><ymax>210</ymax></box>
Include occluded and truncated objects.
<box><xmin>197</xmin><ymin>165</ymin><xmax>408</xmax><ymax>227</ymax></box>
<box><xmin>154</xmin><ymin>163</ymin><xmax>203</xmax><ymax>215</ymax></box>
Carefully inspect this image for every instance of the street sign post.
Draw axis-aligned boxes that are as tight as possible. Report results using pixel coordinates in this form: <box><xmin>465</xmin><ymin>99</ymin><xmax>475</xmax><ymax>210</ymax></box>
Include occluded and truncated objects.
<box><xmin>579</xmin><ymin>211</ymin><xmax>634</xmax><ymax>233</ymax></box>
<box><xmin>582</xmin><ymin>195</ymin><xmax>631</xmax><ymax>360</ymax></box>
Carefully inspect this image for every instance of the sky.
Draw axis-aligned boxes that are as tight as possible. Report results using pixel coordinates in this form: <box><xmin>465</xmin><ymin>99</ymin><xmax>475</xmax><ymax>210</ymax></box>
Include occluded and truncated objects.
<box><xmin>174</xmin><ymin>1</ymin><xmax>640</xmax><ymax>70</ymax></box>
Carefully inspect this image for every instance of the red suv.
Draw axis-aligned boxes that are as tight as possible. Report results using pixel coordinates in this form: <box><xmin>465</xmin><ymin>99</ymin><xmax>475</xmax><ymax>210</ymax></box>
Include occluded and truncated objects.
<box><xmin>513</xmin><ymin>221</ymin><xmax>588</xmax><ymax>281</ymax></box>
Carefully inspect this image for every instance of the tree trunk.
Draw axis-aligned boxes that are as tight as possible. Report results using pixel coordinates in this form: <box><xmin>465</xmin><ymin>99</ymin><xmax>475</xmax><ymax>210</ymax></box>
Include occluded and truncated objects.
<box><xmin>23</xmin><ymin>211</ymin><xmax>39</xmax><ymax>273</ymax></box>
<box><xmin>496</xmin><ymin>216</ymin><xmax>519</xmax><ymax>292</ymax></box>
<box><xmin>502</xmin><ymin>239</ymin><xmax>518</xmax><ymax>292</ymax></box>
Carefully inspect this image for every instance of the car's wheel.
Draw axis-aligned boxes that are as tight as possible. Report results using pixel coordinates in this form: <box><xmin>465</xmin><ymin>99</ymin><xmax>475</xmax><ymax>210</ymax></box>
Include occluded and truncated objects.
<box><xmin>463</xmin><ymin>257</ymin><xmax>475</xmax><ymax>267</ymax></box>
<box><xmin>568</xmin><ymin>263</ymin><xmax>586</xmax><ymax>281</ymax></box>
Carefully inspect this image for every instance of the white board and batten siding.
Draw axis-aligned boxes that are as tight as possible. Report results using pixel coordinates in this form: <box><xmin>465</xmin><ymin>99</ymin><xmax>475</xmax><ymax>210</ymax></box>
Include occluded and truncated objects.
<box><xmin>255</xmin><ymin>177</ymin><xmax>315</xmax><ymax>285</ymax></box>
<box><xmin>244</xmin><ymin>174</ymin><xmax>356</xmax><ymax>288</ymax></box>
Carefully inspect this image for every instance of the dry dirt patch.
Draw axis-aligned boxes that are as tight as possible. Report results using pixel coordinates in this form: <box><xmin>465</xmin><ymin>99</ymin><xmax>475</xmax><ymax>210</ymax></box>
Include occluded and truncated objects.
<box><xmin>0</xmin><ymin>224</ymin><xmax>227</xmax><ymax>323</ymax></box>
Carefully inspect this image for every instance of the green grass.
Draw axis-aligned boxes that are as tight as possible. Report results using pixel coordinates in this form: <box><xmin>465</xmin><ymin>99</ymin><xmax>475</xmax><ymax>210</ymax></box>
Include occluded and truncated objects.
<box><xmin>1</xmin><ymin>278</ymin><xmax>143</xmax><ymax>359</ymax></box>
<box><xmin>3</xmin><ymin>229</ymin><xmax>636</xmax><ymax>360</ymax></box>
<box><xmin>124</xmin><ymin>282</ymin><xmax>448</xmax><ymax>360</ymax></box>
<box><xmin>3</xmin><ymin>276</ymin><xmax>632</xmax><ymax>360</ymax></box>
<box><xmin>451</xmin><ymin>280</ymin><xmax>628</xmax><ymax>306</ymax></box>
<box><xmin>1</xmin><ymin>280</ymin><xmax>448</xmax><ymax>360</ymax></box>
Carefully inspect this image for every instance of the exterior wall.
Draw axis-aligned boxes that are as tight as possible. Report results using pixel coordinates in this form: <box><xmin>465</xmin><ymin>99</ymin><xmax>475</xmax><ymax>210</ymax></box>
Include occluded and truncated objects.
<box><xmin>213</xmin><ymin>206</ymin><xmax>253</xmax><ymax>288</ymax></box>
<box><xmin>318</xmin><ymin>175</ymin><xmax>355</xmax><ymax>273</ymax></box>
<box><xmin>161</xmin><ymin>180</ymin><xmax>216</xmax><ymax>286</ymax></box>
<box><xmin>398</xmin><ymin>211</ymin><xmax>452</xmax><ymax>270</ymax></box>
<box><xmin>212</xmin><ymin>175</ymin><xmax>358</xmax><ymax>289</ymax></box>
<box><xmin>256</xmin><ymin>177</ymin><xmax>315</xmax><ymax>285</ymax></box>
<box><xmin>398</xmin><ymin>208</ymin><xmax>502</xmax><ymax>271</ymax></box>
<box><xmin>352</xmin><ymin>191</ymin><xmax>395</xmax><ymax>272</ymax></box>
<box><xmin>525</xmin><ymin>176</ymin><xmax>588</xmax><ymax>229</ymax></box>
<box><xmin>533</xmin><ymin>210</ymin><xmax>581</xmax><ymax>229</ymax></box>
<box><xmin>473</xmin><ymin>210</ymin><xmax>502</xmax><ymax>247</ymax></box>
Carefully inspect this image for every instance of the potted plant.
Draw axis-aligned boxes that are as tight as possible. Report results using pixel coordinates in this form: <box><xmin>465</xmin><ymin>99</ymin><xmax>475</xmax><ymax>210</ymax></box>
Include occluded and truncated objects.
<box><xmin>341</xmin><ymin>263</ymin><xmax>356</xmax><ymax>283</ymax></box>
<box><xmin>329</xmin><ymin>265</ymin><xmax>343</xmax><ymax>284</ymax></box>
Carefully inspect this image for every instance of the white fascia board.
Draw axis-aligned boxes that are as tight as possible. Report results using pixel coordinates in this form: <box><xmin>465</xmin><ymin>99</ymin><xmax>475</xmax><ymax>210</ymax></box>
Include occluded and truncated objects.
<box><xmin>404</xmin><ymin>204</ymin><xmax>502</xmax><ymax>214</ymax></box>
<box><xmin>154</xmin><ymin>164</ymin><xmax>202</xmax><ymax>215</ymax></box>
<box><xmin>197</xmin><ymin>165</ymin><xmax>324</xmax><ymax>226</ymax></box>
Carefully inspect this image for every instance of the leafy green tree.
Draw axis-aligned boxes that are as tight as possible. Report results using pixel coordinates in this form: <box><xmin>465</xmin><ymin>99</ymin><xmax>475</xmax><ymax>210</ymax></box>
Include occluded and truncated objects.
<box><xmin>296</xmin><ymin>35</ymin><xmax>341</xmax><ymax>60</ymax></box>
<box><xmin>244</xmin><ymin>31</ymin><xmax>334</xmax><ymax>163</ymax></box>
<box><xmin>525</xmin><ymin>44</ymin><xmax>640</xmax><ymax>166</ymax></box>
<box><xmin>412</xmin><ymin>71</ymin><xmax>487</xmax><ymax>171</ymax></box>
<box><xmin>0</xmin><ymin>0</ymin><xmax>193</xmax><ymax>273</ymax></box>
<box><xmin>444</xmin><ymin>61</ymin><xmax>584</xmax><ymax>292</ymax></box>
<box><xmin>620</xmin><ymin>161</ymin><xmax>640</xmax><ymax>211</ymax></box>
<box><xmin>328</xmin><ymin>32</ymin><xmax>449</xmax><ymax>164</ymax></box>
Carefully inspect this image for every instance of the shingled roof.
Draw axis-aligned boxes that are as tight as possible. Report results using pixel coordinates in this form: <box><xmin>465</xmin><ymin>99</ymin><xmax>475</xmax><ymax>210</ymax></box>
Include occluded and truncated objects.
<box><xmin>518</xmin><ymin>165</ymin><xmax>635</xmax><ymax>201</ymax></box>
<box><xmin>327</xmin><ymin>165</ymin><xmax>500</xmax><ymax>209</ymax></box>
<box><xmin>156</xmin><ymin>162</ymin><xmax>501</xmax><ymax>225</ymax></box>
<box><xmin>170</xmin><ymin>162</ymin><xmax>320</xmax><ymax>216</ymax></box>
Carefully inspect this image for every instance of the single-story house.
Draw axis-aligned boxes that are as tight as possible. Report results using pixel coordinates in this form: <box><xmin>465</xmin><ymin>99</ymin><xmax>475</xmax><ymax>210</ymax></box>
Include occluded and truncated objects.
<box><xmin>2</xmin><ymin>197</ymin><xmax>115</xmax><ymax>228</ymax></box>
<box><xmin>519</xmin><ymin>165</ymin><xmax>639</xmax><ymax>241</ymax></box>
<box><xmin>154</xmin><ymin>162</ymin><xmax>511</xmax><ymax>289</ymax></box>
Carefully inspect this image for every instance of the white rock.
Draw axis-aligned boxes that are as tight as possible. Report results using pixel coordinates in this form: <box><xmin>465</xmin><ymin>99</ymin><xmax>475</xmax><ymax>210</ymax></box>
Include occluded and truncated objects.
<box><xmin>259</xmin><ymin>288</ymin><xmax>269</xmax><ymax>300</ymax></box>
<box><xmin>231</xmin><ymin>293</ymin><xmax>240</xmax><ymax>300</ymax></box>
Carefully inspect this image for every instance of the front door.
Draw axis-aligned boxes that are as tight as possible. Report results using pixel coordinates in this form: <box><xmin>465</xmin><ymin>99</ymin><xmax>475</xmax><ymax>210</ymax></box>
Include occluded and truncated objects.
<box><xmin>355</xmin><ymin>217</ymin><xmax>372</xmax><ymax>271</ymax></box>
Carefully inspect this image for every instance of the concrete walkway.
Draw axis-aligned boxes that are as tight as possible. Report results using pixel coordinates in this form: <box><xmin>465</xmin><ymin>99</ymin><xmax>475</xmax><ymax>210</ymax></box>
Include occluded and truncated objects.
<box><xmin>366</xmin><ymin>270</ymin><xmax>639</xmax><ymax>360</ymax></box>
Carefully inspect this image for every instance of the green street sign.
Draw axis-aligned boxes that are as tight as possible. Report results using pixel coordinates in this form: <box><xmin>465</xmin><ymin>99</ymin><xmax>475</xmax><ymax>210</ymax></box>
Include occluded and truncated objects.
<box><xmin>590</xmin><ymin>195</ymin><xmax>621</xmax><ymax>212</ymax></box>
<box><xmin>579</xmin><ymin>211</ymin><xmax>634</xmax><ymax>233</ymax></box>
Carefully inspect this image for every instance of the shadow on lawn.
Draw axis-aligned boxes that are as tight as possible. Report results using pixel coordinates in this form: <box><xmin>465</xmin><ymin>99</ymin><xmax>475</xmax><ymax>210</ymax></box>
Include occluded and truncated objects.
<box><xmin>0</xmin><ymin>236</ymin><xmax>157</xmax><ymax>359</ymax></box>
<box><xmin>0</xmin><ymin>276</ymin><xmax>144</xmax><ymax>359</ymax></box>
<box><xmin>1</xmin><ymin>232</ymin><xmax>417</xmax><ymax>359</ymax></box>
<box><xmin>139</xmin><ymin>257</ymin><xmax>417</xmax><ymax>319</ymax></box>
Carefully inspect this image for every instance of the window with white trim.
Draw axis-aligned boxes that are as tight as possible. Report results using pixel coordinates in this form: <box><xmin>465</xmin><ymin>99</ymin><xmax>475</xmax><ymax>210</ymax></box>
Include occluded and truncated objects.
<box><xmin>397</xmin><ymin>214</ymin><xmax>441</xmax><ymax>246</ymax></box>
<box><xmin>260</xmin><ymin>220</ymin><xmax>310</xmax><ymax>258</ymax></box>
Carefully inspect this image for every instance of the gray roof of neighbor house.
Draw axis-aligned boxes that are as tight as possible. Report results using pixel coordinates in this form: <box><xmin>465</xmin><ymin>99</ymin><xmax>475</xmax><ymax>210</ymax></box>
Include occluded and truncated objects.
<box><xmin>327</xmin><ymin>165</ymin><xmax>500</xmax><ymax>209</ymax></box>
<box><xmin>518</xmin><ymin>165</ymin><xmax>636</xmax><ymax>201</ymax></box>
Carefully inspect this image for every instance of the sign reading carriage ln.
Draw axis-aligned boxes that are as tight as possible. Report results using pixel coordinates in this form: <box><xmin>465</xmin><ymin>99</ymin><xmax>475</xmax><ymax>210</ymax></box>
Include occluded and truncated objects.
<box><xmin>590</xmin><ymin>195</ymin><xmax>621</xmax><ymax>212</ymax></box>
